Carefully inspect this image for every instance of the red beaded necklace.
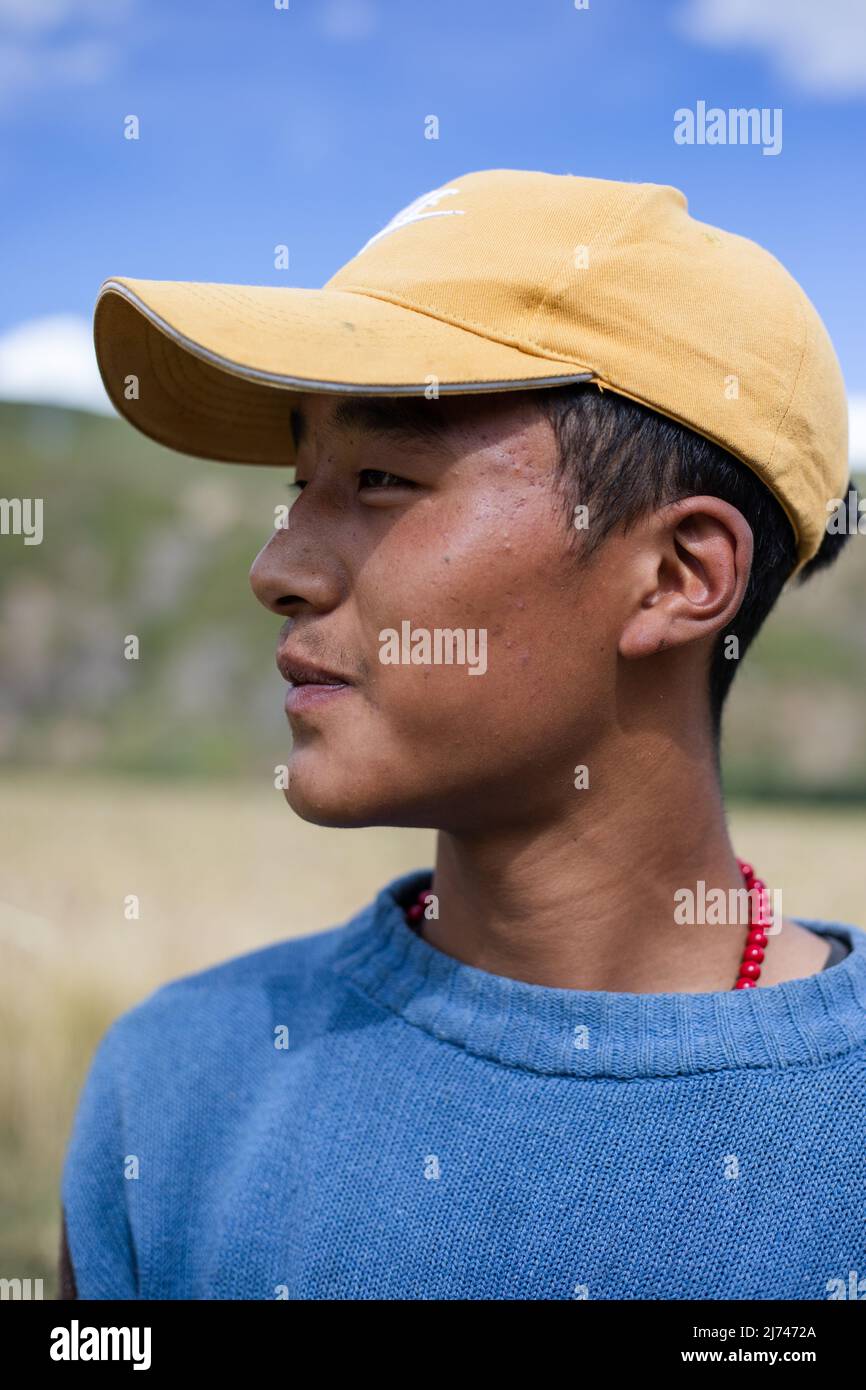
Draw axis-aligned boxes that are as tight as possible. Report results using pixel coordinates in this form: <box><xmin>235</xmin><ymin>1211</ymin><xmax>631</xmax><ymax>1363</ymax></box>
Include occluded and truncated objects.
<box><xmin>731</xmin><ymin>858</ymin><xmax>772</xmax><ymax>989</ymax></box>
<box><xmin>404</xmin><ymin>855</ymin><xmax>772</xmax><ymax>991</ymax></box>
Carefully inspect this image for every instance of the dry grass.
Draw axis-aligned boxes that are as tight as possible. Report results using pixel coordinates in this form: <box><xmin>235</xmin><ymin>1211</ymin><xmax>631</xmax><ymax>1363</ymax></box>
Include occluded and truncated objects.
<box><xmin>2</xmin><ymin>772</ymin><xmax>863</xmax><ymax>1293</ymax></box>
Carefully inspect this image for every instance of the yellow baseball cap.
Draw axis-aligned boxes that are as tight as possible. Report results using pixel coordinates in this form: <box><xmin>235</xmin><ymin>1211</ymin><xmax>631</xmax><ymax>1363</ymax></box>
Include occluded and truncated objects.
<box><xmin>93</xmin><ymin>168</ymin><xmax>848</xmax><ymax>573</ymax></box>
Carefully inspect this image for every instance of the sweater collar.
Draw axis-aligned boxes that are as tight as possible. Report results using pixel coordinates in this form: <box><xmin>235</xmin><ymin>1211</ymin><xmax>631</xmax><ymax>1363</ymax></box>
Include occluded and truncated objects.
<box><xmin>330</xmin><ymin>867</ymin><xmax>866</xmax><ymax>1079</ymax></box>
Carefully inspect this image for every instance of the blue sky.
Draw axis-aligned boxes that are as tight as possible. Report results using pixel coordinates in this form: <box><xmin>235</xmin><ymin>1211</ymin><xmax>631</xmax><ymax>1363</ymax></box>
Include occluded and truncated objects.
<box><xmin>1</xmin><ymin>0</ymin><xmax>864</xmax><ymax>447</ymax></box>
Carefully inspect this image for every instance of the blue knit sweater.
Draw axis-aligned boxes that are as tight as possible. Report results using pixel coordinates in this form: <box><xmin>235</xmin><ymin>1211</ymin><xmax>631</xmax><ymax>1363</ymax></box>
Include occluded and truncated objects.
<box><xmin>61</xmin><ymin>867</ymin><xmax>866</xmax><ymax>1300</ymax></box>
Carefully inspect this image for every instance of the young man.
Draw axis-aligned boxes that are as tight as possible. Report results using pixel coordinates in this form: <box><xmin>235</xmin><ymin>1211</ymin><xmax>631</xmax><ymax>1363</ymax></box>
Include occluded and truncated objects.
<box><xmin>61</xmin><ymin>170</ymin><xmax>865</xmax><ymax>1300</ymax></box>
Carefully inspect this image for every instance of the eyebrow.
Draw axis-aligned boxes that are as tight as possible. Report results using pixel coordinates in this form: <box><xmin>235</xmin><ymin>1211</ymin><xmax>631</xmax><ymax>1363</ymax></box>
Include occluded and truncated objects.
<box><xmin>289</xmin><ymin>396</ymin><xmax>456</xmax><ymax>456</ymax></box>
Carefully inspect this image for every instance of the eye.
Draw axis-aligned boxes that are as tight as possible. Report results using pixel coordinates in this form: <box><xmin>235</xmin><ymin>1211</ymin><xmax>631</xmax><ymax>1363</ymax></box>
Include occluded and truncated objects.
<box><xmin>358</xmin><ymin>468</ymin><xmax>417</xmax><ymax>491</ymax></box>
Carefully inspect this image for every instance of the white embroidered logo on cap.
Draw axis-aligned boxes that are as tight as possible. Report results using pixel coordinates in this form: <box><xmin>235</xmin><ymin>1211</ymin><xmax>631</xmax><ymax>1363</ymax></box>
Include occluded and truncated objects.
<box><xmin>356</xmin><ymin>186</ymin><xmax>464</xmax><ymax>256</ymax></box>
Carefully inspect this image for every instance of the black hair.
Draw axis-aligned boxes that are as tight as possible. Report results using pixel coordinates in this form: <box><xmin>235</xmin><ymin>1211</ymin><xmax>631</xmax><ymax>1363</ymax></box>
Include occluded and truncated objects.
<box><xmin>532</xmin><ymin>383</ymin><xmax>855</xmax><ymax>743</ymax></box>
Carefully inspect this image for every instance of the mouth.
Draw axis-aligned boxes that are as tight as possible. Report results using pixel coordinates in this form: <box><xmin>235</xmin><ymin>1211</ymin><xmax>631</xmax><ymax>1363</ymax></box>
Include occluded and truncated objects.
<box><xmin>276</xmin><ymin>648</ymin><xmax>355</xmax><ymax>717</ymax></box>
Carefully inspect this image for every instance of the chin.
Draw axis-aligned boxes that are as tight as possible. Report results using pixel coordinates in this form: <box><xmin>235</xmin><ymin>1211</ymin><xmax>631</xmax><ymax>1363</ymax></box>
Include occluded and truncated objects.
<box><xmin>281</xmin><ymin>768</ymin><xmax>390</xmax><ymax>830</ymax></box>
<box><xmin>282</xmin><ymin>755</ymin><xmax>435</xmax><ymax>831</ymax></box>
<box><xmin>280</xmin><ymin>782</ymin><xmax>359</xmax><ymax>829</ymax></box>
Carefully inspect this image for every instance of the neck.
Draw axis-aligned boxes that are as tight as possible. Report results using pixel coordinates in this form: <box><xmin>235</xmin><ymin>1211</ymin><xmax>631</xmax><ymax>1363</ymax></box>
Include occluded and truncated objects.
<box><xmin>425</xmin><ymin>737</ymin><xmax>752</xmax><ymax>994</ymax></box>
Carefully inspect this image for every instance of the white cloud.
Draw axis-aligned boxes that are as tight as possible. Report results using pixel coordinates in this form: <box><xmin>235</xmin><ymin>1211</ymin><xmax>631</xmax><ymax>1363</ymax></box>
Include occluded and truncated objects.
<box><xmin>0</xmin><ymin>0</ymin><xmax>75</xmax><ymax>31</ymax></box>
<box><xmin>0</xmin><ymin>315</ymin><xmax>113</xmax><ymax>415</ymax></box>
<box><xmin>0</xmin><ymin>36</ymin><xmax>117</xmax><ymax>102</ymax></box>
<box><xmin>0</xmin><ymin>0</ymin><xmax>133</xmax><ymax>33</ymax></box>
<box><xmin>675</xmin><ymin>0</ymin><xmax>866</xmax><ymax>97</ymax></box>
<box><xmin>318</xmin><ymin>0</ymin><xmax>377</xmax><ymax>42</ymax></box>
<box><xmin>0</xmin><ymin>0</ymin><xmax>133</xmax><ymax>106</ymax></box>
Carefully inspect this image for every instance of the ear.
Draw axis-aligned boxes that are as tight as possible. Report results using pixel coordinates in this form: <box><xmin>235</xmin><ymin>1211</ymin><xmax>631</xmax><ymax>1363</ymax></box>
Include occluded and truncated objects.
<box><xmin>618</xmin><ymin>496</ymin><xmax>753</xmax><ymax>660</ymax></box>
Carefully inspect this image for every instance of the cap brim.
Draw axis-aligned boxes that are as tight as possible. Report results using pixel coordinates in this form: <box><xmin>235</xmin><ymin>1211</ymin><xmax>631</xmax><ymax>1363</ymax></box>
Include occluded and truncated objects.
<box><xmin>93</xmin><ymin>276</ymin><xmax>593</xmax><ymax>466</ymax></box>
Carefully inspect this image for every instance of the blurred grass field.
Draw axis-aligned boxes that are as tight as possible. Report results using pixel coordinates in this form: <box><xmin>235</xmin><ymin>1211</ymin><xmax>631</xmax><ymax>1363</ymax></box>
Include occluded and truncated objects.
<box><xmin>2</xmin><ymin>771</ymin><xmax>865</xmax><ymax>1295</ymax></box>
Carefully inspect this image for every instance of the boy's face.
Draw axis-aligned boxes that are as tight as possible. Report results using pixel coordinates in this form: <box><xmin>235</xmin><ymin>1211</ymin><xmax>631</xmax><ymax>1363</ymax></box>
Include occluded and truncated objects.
<box><xmin>249</xmin><ymin>390</ymin><xmax>625</xmax><ymax>831</ymax></box>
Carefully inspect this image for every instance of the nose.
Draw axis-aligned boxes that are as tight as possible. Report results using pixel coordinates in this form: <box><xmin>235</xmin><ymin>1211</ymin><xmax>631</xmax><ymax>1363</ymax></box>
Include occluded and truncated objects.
<box><xmin>248</xmin><ymin>524</ymin><xmax>341</xmax><ymax>617</ymax></box>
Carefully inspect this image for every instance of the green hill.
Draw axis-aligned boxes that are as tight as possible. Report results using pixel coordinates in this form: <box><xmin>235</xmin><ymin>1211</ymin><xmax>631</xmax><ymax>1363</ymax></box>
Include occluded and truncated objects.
<box><xmin>0</xmin><ymin>399</ymin><xmax>288</xmax><ymax>777</ymax></box>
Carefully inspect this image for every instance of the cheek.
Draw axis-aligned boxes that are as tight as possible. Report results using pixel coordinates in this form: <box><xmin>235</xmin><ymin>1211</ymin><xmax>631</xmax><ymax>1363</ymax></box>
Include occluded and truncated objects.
<box><xmin>356</xmin><ymin>500</ymin><xmax>609</xmax><ymax>745</ymax></box>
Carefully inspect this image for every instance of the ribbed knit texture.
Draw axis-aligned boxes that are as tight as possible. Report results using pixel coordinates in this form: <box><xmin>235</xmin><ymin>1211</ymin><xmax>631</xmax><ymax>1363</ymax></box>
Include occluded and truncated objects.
<box><xmin>61</xmin><ymin>867</ymin><xmax>866</xmax><ymax>1300</ymax></box>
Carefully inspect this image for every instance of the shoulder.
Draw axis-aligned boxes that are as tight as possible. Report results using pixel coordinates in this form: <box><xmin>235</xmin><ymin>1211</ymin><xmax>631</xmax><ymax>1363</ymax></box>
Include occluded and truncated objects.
<box><xmin>64</xmin><ymin>919</ymin><xmax>358</xmax><ymax>1117</ymax></box>
<box><xmin>103</xmin><ymin>868</ymin><xmax>425</xmax><ymax>1057</ymax></box>
<box><xmin>59</xmin><ymin>903</ymin><xmax>391</xmax><ymax>1299</ymax></box>
<box><xmin>106</xmin><ymin>915</ymin><xmax>364</xmax><ymax>1068</ymax></box>
<box><xmin>141</xmin><ymin>916</ymin><xmax>351</xmax><ymax>1002</ymax></box>
<box><xmin>791</xmin><ymin>915</ymin><xmax>866</xmax><ymax>953</ymax></box>
<box><xmin>60</xmin><ymin>907</ymin><xmax>379</xmax><ymax>1213</ymax></box>
<box><xmin>70</xmin><ymin>871</ymin><xmax>425</xmax><ymax>1102</ymax></box>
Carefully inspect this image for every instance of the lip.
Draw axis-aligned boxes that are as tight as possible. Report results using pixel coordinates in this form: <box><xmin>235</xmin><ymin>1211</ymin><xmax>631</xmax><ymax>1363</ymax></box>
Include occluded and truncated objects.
<box><xmin>277</xmin><ymin>645</ymin><xmax>355</xmax><ymax>717</ymax></box>
<box><xmin>284</xmin><ymin>681</ymin><xmax>352</xmax><ymax>716</ymax></box>
<box><xmin>276</xmin><ymin>647</ymin><xmax>353</xmax><ymax>686</ymax></box>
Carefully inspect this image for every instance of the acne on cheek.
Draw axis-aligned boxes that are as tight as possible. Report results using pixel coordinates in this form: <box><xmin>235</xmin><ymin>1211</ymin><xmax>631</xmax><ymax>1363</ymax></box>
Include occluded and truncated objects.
<box><xmin>378</xmin><ymin>486</ymin><xmax>560</xmax><ymax>642</ymax></box>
